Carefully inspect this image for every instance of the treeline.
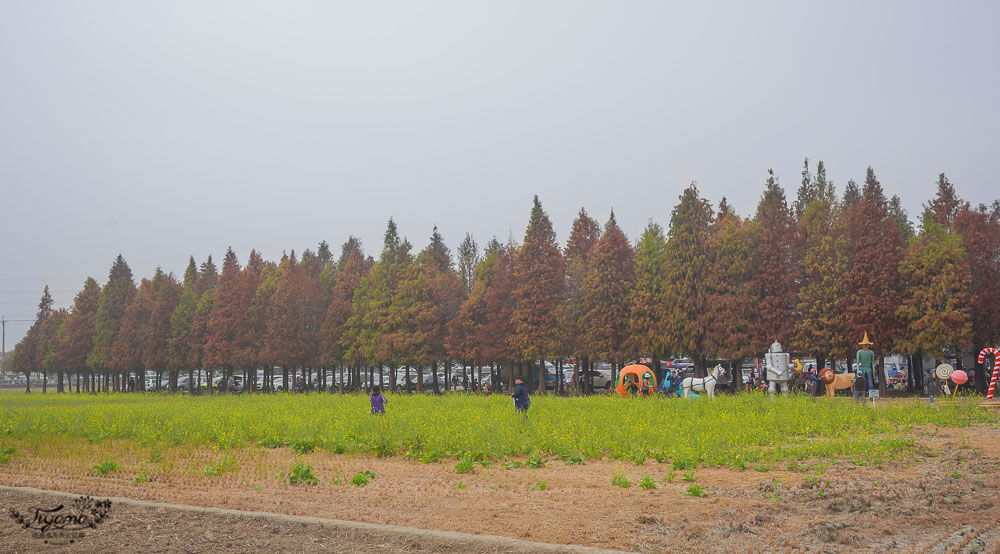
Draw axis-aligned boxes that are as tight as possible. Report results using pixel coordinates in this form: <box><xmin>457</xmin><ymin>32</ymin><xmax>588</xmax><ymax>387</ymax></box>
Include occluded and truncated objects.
<box><xmin>9</xmin><ymin>162</ymin><xmax>1000</xmax><ymax>395</ymax></box>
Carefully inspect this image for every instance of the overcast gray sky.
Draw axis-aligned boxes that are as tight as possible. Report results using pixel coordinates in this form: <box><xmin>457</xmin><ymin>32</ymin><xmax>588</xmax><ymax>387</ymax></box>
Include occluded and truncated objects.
<box><xmin>2</xmin><ymin>1</ymin><xmax>998</xmax><ymax>348</ymax></box>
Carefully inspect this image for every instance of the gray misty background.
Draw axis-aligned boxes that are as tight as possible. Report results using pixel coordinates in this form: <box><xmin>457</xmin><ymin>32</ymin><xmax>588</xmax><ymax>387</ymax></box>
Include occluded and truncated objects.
<box><xmin>1</xmin><ymin>1</ymin><xmax>998</xmax><ymax>348</ymax></box>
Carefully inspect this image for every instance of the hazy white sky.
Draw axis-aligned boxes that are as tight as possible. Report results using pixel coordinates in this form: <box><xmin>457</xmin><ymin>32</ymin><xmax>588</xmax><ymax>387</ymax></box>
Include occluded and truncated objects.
<box><xmin>2</xmin><ymin>1</ymin><xmax>998</xmax><ymax>347</ymax></box>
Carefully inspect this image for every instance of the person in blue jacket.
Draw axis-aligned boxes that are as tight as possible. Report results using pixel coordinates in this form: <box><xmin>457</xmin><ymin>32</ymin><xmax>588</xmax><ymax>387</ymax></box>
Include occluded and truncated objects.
<box><xmin>512</xmin><ymin>378</ymin><xmax>530</xmax><ymax>414</ymax></box>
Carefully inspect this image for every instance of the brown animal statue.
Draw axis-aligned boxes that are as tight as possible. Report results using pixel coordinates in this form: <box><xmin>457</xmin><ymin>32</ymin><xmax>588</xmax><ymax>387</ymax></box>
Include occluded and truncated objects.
<box><xmin>820</xmin><ymin>368</ymin><xmax>855</xmax><ymax>398</ymax></box>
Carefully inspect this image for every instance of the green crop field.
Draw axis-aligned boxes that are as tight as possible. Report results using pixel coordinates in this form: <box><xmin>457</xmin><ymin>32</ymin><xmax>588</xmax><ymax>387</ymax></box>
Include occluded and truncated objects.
<box><xmin>0</xmin><ymin>392</ymin><xmax>993</xmax><ymax>468</ymax></box>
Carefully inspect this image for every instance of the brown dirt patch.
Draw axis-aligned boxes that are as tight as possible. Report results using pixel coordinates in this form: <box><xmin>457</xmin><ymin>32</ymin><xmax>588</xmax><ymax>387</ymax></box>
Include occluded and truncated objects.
<box><xmin>2</xmin><ymin>425</ymin><xmax>1000</xmax><ymax>552</ymax></box>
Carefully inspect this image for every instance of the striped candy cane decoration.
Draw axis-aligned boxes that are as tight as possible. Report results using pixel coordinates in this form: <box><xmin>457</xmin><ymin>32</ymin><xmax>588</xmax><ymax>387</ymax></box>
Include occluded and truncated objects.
<box><xmin>980</xmin><ymin>348</ymin><xmax>1000</xmax><ymax>400</ymax></box>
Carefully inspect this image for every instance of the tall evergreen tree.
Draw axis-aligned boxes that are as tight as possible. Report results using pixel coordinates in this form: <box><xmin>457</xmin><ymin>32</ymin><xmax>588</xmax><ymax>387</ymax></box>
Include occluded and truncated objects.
<box><xmin>662</xmin><ymin>184</ymin><xmax>714</xmax><ymax>375</ymax></box>
<box><xmin>167</xmin><ymin>257</ymin><xmax>199</xmax><ymax>391</ymax></box>
<box><xmin>456</xmin><ymin>233</ymin><xmax>479</xmax><ymax>294</ymax></box>
<box><xmin>628</xmin><ymin>222</ymin><xmax>668</xmax><ymax>378</ymax></box>
<box><xmin>87</xmin><ymin>255</ymin><xmax>136</xmax><ymax>391</ymax></box>
<box><xmin>750</xmin><ymin>170</ymin><xmax>798</xmax><ymax>353</ymax></box>
<box><xmin>794</xmin><ymin>181</ymin><xmax>848</xmax><ymax>369</ymax></box>
<box><xmin>896</xmin><ymin>214</ymin><xmax>973</xmax><ymax>358</ymax></box>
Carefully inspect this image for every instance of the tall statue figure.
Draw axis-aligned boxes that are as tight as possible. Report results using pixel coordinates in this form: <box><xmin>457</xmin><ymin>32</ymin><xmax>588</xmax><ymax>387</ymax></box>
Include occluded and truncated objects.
<box><xmin>856</xmin><ymin>332</ymin><xmax>876</xmax><ymax>391</ymax></box>
<box><xmin>765</xmin><ymin>341</ymin><xmax>791</xmax><ymax>395</ymax></box>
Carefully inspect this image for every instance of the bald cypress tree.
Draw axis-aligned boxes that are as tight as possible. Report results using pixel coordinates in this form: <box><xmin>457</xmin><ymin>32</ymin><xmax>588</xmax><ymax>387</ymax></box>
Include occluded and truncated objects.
<box><xmin>580</xmin><ymin>212</ymin><xmax>634</xmax><ymax>368</ymax></box>
<box><xmin>560</xmin><ymin>208</ymin><xmax>601</xmax><ymax>391</ymax></box>
<box><xmin>53</xmin><ymin>278</ymin><xmax>101</xmax><ymax>392</ymax></box>
<box><xmin>628</xmin><ymin>221</ymin><xmax>668</xmax><ymax>382</ymax></box>
<box><xmin>511</xmin><ymin>196</ymin><xmax>564</xmax><ymax>393</ymax></box>
<box><xmin>842</xmin><ymin>168</ymin><xmax>906</xmax><ymax>393</ymax></box>
<box><xmin>142</xmin><ymin>269</ymin><xmax>182</xmax><ymax>391</ymax></box>
<box><xmin>168</xmin><ymin>257</ymin><xmax>199</xmax><ymax>391</ymax></box>
<box><xmin>663</xmin><ymin>183</ymin><xmax>714</xmax><ymax>376</ymax></box>
<box><xmin>204</xmin><ymin>248</ymin><xmax>242</xmax><ymax>392</ymax></box>
<box><xmin>896</xmin><ymin>214</ymin><xmax>973</xmax><ymax>359</ymax></box>
<box><xmin>704</xmin><ymin>208</ymin><xmax>757</xmax><ymax>389</ymax></box>
<box><xmin>88</xmin><ymin>255</ymin><xmax>136</xmax><ymax>391</ymax></box>
<box><xmin>320</xmin><ymin>247</ymin><xmax>372</xmax><ymax>392</ymax></box>
<box><xmin>750</xmin><ymin>170</ymin><xmax>797</xmax><ymax>353</ymax></box>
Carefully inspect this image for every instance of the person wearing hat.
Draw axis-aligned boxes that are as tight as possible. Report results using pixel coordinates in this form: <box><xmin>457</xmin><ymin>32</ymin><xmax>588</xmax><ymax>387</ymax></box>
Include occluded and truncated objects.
<box><xmin>856</xmin><ymin>332</ymin><xmax>876</xmax><ymax>391</ymax></box>
<box><xmin>511</xmin><ymin>378</ymin><xmax>530</xmax><ymax>414</ymax></box>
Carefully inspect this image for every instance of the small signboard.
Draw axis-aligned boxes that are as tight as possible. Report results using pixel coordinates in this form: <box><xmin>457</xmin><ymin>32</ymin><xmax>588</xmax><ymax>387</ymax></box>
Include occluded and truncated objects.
<box><xmin>868</xmin><ymin>390</ymin><xmax>879</xmax><ymax>398</ymax></box>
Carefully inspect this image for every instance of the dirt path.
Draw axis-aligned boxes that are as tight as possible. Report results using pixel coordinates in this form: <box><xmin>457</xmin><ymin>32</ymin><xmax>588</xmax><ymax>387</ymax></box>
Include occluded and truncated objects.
<box><xmin>2</xmin><ymin>425</ymin><xmax>1000</xmax><ymax>552</ymax></box>
<box><xmin>0</xmin><ymin>486</ymin><xmax>617</xmax><ymax>553</ymax></box>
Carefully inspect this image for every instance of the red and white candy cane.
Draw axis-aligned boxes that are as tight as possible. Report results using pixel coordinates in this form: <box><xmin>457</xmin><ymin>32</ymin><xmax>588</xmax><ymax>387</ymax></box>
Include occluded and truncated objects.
<box><xmin>980</xmin><ymin>348</ymin><xmax>1000</xmax><ymax>400</ymax></box>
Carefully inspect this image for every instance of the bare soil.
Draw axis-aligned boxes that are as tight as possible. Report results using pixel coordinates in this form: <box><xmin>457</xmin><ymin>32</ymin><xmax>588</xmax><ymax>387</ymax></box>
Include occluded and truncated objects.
<box><xmin>2</xmin><ymin>424</ymin><xmax>1000</xmax><ymax>552</ymax></box>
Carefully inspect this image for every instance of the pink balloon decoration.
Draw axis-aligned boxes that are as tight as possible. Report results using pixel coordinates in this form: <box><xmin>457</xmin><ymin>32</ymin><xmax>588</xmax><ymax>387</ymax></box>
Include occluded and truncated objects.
<box><xmin>950</xmin><ymin>370</ymin><xmax>968</xmax><ymax>385</ymax></box>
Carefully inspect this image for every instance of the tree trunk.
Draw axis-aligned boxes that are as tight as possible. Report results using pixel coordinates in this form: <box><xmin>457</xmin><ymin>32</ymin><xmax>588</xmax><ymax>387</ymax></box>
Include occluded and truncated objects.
<box><xmin>417</xmin><ymin>364</ymin><xmax>424</xmax><ymax>393</ymax></box>
<box><xmin>877</xmin><ymin>353</ymin><xmax>887</xmax><ymax>396</ymax></box>
<box><xmin>731</xmin><ymin>359</ymin><xmax>743</xmax><ymax>392</ymax></box>
<box><xmin>432</xmin><ymin>360</ymin><xmax>440</xmax><ymax>393</ymax></box>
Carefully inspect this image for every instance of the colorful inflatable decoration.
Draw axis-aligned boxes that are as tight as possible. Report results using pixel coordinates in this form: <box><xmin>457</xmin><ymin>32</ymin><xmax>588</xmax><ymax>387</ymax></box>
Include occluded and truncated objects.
<box><xmin>979</xmin><ymin>348</ymin><xmax>1000</xmax><ymax>400</ymax></box>
<box><xmin>616</xmin><ymin>364</ymin><xmax>658</xmax><ymax>397</ymax></box>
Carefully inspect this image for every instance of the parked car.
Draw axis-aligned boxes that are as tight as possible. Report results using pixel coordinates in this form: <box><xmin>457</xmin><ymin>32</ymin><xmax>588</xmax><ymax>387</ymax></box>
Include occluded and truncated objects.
<box><xmin>576</xmin><ymin>369</ymin><xmax>614</xmax><ymax>390</ymax></box>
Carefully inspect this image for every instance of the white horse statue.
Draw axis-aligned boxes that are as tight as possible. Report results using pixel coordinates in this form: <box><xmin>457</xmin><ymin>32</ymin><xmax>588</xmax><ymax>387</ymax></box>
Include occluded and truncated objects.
<box><xmin>682</xmin><ymin>365</ymin><xmax>725</xmax><ymax>399</ymax></box>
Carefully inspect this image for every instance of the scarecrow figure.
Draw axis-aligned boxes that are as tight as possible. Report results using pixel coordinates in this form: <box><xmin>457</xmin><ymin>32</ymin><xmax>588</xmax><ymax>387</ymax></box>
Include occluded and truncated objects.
<box><xmin>855</xmin><ymin>332</ymin><xmax>876</xmax><ymax>391</ymax></box>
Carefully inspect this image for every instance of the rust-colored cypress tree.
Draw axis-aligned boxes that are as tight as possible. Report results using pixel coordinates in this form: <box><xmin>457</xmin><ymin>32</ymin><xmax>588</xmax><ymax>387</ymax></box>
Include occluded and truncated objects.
<box><xmin>703</xmin><ymin>206</ymin><xmax>757</xmax><ymax>388</ymax></box>
<box><xmin>750</xmin><ymin>170</ymin><xmax>798</xmax><ymax>353</ymax></box>
<box><xmin>511</xmin><ymin>196</ymin><xmax>564</xmax><ymax>392</ymax></box>
<box><xmin>37</xmin><ymin>309</ymin><xmax>69</xmax><ymax>393</ymax></box>
<box><xmin>580</xmin><ymin>212</ymin><xmax>634</xmax><ymax>366</ymax></box>
<box><xmin>954</xmin><ymin>203</ymin><xmax>1000</xmax><ymax>390</ymax></box>
<box><xmin>52</xmin><ymin>278</ymin><xmax>101</xmax><ymax>392</ymax></box>
<box><xmin>841</xmin><ymin>168</ymin><xmax>906</xmax><ymax>393</ymax></box>
<box><xmin>111</xmin><ymin>279</ymin><xmax>153</xmax><ymax>389</ymax></box>
<box><xmin>320</xmin><ymin>246</ymin><xmax>372</xmax><ymax>392</ymax></box>
<box><xmin>142</xmin><ymin>268</ymin><xmax>182</xmax><ymax>391</ymax></box>
<box><xmin>559</xmin><ymin>208</ymin><xmax>601</xmax><ymax>385</ymax></box>
<box><xmin>204</xmin><ymin>248</ymin><xmax>243</xmax><ymax>391</ymax></box>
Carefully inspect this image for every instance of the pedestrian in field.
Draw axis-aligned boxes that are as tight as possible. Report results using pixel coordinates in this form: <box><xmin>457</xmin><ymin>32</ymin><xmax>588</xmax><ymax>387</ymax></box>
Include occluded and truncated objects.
<box><xmin>512</xmin><ymin>378</ymin><xmax>530</xmax><ymax>414</ymax></box>
<box><xmin>853</xmin><ymin>368</ymin><xmax>869</xmax><ymax>404</ymax></box>
<box><xmin>925</xmin><ymin>370</ymin><xmax>938</xmax><ymax>405</ymax></box>
<box><xmin>370</xmin><ymin>386</ymin><xmax>387</xmax><ymax>415</ymax></box>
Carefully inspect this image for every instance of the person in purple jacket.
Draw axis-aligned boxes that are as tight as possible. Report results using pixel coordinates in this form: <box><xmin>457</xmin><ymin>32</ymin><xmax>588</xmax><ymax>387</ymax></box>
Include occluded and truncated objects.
<box><xmin>370</xmin><ymin>386</ymin><xmax>387</xmax><ymax>415</ymax></box>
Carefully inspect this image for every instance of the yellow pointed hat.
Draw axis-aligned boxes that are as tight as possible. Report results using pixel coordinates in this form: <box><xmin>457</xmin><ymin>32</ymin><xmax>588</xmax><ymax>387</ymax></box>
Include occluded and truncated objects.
<box><xmin>858</xmin><ymin>332</ymin><xmax>874</xmax><ymax>346</ymax></box>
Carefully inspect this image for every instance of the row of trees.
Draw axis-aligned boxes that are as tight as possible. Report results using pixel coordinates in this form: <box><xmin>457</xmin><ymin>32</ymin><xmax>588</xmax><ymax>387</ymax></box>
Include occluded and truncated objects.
<box><xmin>10</xmin><ymin>162</ymin><xmax>1000</xmax><ymax>395</ymax></box>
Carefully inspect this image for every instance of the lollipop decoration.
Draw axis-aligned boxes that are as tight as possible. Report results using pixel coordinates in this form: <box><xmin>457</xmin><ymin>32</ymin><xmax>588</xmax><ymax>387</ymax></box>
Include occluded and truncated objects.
<box><xmin>950</xmin><ymin>369</ymin><xmax>968</xmax><ymax>400</ymax></box>
<box><xmin>979</xmin><ymin>348</ymin><xmax>1000</xmax><ymax>400</ymax></box>
<box><xmin>935</xmin><ymin>364</ymin><xmax>953</xmax><ymax>381</ymax></box>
